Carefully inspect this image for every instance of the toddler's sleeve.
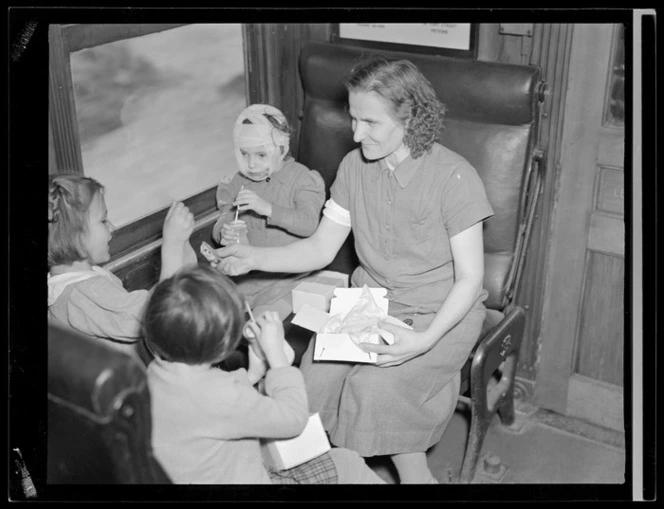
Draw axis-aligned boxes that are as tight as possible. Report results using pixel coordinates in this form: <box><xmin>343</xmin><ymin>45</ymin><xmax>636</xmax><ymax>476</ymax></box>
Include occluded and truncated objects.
<box><xmin>268</xmin><ymin>168</ymin><xmax>325</xmax><ymax>237</ymax></box>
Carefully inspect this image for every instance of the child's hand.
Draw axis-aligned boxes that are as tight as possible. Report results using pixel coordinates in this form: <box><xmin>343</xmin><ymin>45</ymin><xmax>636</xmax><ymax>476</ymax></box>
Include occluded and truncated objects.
<box><xmin>246</xmin><ymin>311</ymin><xmax>288</xmax><ymax>368</ymax></box>
<box><xmin>163</xmin><ymin>201</ymin><xmax>194</xmax><ymax>246</ymax></box>
<box><xmin>183</xmin><ymin>241</ymin><xmax>198</xmax><ymax>267</ymax></box>
<box><xmin>159</xmin><ymin>202</ymin><xmax>195</xmax><ymax>279</ymax></box>
<box><xmin>245</xmin><ymin>320</ymin><xmax>295</xmax><ymax>367</ymax></box>
<box><xmin>246</xmin><ymin>339</ymin><xmax>267</xmax><ymax>384</ymax></box>
<box><xmin>234</xmin><ymin>189</ymin><xmax>272</xmax><ymax>218</ymax></box>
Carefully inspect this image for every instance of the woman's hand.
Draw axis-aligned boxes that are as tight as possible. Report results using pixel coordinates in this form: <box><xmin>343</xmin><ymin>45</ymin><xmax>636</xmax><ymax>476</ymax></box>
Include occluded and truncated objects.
<box><xmin>234</xmin><ymin>189</ymin><xmax>272</xmax><ymax>217</ymax></box>
<box><xmin>212</xmin><ymin>244</ymin><xmax>255</xmax><ymax>276</ymax></box>
<box><xmin>358</xmin><ymin>322</ymin><xmax>435</xmax><ymax>367</ymax></box>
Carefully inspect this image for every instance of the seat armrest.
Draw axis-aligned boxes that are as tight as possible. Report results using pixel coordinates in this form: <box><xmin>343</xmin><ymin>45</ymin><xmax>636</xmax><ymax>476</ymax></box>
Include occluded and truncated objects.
<box><xmin>470</xmin><ymin>306</ymin><xmax>526</xmax><ymax>414</ymax></box>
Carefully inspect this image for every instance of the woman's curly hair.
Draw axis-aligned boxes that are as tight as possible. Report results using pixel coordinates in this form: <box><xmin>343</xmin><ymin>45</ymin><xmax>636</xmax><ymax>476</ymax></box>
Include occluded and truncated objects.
<box><xmin>344</xmin><ymin>56</ymin><xmax>447</xmax><ymax>159</ymax></box>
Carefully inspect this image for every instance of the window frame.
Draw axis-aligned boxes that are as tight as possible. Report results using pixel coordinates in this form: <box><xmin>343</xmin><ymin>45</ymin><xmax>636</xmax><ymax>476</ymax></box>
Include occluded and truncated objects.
<box><xmin>602</xmin><ymin>23</ymin><xmax>625</xmax><ymax>128</ymax></box>
<box><xmin>48</xmin><ymin>23</ymin><xmax>253</xmax><ymax>260</ymax></box>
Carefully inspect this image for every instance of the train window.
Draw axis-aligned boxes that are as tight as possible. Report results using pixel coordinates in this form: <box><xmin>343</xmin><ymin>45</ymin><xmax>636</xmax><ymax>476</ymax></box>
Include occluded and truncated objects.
<box><xmin>604</xmin><ymin>24</ymin><xmax>625</xmax><ymax>126</ymax></box>
<box><xmin>49</xmin><ymin>24</ymin><xmax>247</xmax><ymax>256</ymax></box>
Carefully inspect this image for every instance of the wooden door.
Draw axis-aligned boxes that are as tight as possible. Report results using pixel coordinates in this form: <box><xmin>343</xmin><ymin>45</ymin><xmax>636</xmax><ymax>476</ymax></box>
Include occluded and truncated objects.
<box><xmin>535</xmin><ymin>24</ymin><xmax>625</xmax><ymax>431</ymax></box>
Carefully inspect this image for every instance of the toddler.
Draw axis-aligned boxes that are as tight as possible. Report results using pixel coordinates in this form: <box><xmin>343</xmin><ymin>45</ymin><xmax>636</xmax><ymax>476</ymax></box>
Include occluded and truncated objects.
<box><xmin>212</xmin><ymin>104</ymin><xmax>325</xmax><ymax>315</ymax></box>
<box><xmin>144</xmin><ymin>265</ymin><xmax>384</xmax><ymax>484</ymax></box>
<box><xmin>47</xmin><ymin>173</ymin><xmax>196</xmax><ymax>360</ymax></box>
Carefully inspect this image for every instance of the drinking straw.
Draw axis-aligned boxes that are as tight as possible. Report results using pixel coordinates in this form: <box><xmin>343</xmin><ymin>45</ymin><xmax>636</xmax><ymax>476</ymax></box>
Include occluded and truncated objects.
<box><xmin>245</xmin><ymin>300</ymin><xmax>256</xmax><ymax>324</ymax></box>
<box><xmin>234</xmin><ymin>185</ymin><xmax>244</xmax><ymax>222</ymax></box>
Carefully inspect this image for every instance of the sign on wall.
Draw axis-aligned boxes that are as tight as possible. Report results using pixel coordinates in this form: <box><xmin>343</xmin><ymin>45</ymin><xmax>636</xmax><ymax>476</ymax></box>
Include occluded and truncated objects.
<box><xmin>336</xmin><ymin>23</ymin><xmax>477</xmax><ymax>58</ymax></box>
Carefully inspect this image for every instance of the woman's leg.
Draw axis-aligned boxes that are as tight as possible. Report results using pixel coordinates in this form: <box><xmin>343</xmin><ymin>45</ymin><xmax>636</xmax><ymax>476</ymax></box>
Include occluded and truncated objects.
<box><xmin>299</xmin><ymin>338</ymin><xmax>354</xmax><ymax>430</ymax></box>
<box><xmin>327</xmin><ymin>448</ymin><xmax>386</xmax><ymax>484</ymax></box>
<box><xmin>391</xmin><ymin>452</ymin><xmax>437</xmax><ymax>483</ymax></box>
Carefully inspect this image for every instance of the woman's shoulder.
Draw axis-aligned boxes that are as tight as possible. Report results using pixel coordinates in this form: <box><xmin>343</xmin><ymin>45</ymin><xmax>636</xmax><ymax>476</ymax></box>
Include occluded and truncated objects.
<box><xmin>428</xmin><ymin>142</ymin><xmax>473</xmax><ymax>167</ymax></box>
<box><xmin>334</xmin><ymin>148</ymin><xmax>365</xmax><ymax>179</ymax></box>
<box><xmin>426</xmin><ymin>142</ymin><xmax>481</xmax><ymax>180</ymax></box>
<box><xmin>341</xmin><ymin>147</ymin><xmax>364</xmax><ymax>165</ymax></box>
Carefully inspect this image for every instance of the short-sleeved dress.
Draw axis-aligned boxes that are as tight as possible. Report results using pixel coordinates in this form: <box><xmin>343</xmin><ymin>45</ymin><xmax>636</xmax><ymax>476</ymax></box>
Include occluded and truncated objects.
<box><xmin>299</xmin><ymin>143</ymin><xmax>494</xmax><ymax>456</ymax></box>
<box><xmin>48</xmin><ymin>266</ymin><xmax>147</xmax><ymax>359</ymax></box>
<box><xmin>213</xmin><ymin>157</ymin><xmax>326</xmax><ymax>312</ymax></box>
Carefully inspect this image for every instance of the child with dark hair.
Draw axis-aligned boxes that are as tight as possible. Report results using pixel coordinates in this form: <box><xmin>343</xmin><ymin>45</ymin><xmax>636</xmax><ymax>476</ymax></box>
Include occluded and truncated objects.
<box><xmin>144</xmin><ymin>265</ymin><xmax>384</xmax><ymax>484</ymax></box>
<box><xmin>47</xmin><ymin>173</ymin><xmax>196</xmax><ymax>360</ymax></box>
<box><xmin>212</xmin><ymin>104</ymin><xmax>326</xmax><ymax>316</ymax></box>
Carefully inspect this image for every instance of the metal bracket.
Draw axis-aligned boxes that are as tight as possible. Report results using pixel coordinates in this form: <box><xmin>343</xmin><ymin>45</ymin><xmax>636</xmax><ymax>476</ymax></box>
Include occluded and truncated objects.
<box><xmin>499</xmin><ymin>335</ymin><xmax>513</xmax><ymax>358</ymax></box>
<box><xmin>499</xmin><ymin>24</ymin><xmax>534</xmax><ymax>37</ymax></box>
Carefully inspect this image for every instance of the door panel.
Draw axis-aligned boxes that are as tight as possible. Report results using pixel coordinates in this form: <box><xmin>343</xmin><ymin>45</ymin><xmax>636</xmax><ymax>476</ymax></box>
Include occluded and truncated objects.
<box><xmin>535</xmin><ymin>24</ymin><xmax>625</xmax><ymax>431</ymax></box>
<box><xmin>575</xmin><ymin>251</ymin><xmax>624</xmax><ymax>385</ymax></box>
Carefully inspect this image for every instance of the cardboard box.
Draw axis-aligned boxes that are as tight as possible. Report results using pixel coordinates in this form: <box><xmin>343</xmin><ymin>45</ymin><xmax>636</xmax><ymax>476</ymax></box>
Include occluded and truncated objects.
<box><xmin>291</xmin><ymin>270</ymin><xmax>349</xmax><ymax>313</ymax></box>
<box><xmin>261</xmin><ymin>413</ymin><xmax>331</xmax><ymax>470</ymax></box>
<box><xmin>291</xmin><ymin>288</ymin><xmax>413</xmax><ymax>364</ymax></box>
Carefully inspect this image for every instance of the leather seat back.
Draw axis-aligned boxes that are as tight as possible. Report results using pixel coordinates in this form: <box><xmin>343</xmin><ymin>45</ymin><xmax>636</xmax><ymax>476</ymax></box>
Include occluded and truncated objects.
<box><xmin>47</xmin><ymin>322</ymin><xmax>170</xmax><ymax>484</ymax></box>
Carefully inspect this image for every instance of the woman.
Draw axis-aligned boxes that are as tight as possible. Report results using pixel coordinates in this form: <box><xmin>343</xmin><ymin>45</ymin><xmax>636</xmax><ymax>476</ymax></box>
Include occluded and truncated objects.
<box><xmin>215</xmin><ymin>56</ymin><xmax>494</xmax><ymax>483</ymax></box>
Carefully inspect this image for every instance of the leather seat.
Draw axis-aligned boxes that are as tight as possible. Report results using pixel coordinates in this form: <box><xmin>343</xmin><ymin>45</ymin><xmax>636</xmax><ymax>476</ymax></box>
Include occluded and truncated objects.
<box><xmin>47</xmin><ymin>322</ymin><xmax>170</xmax><ymax>484</ymax></box>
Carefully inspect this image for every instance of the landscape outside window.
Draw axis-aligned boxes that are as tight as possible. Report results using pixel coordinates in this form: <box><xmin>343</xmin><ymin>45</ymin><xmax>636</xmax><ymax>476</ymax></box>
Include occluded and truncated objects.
<box><xmin>70</xmin><ymin>24</ymin><xmax>246</xmax><ymax>227</ymax></box>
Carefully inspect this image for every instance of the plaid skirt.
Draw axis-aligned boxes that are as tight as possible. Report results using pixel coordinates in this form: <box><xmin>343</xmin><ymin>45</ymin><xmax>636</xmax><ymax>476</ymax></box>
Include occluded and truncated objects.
<box><xmin>266</xmin><ymin>451</ymin><xmax>338</xmax><ymax>484</ymax></box>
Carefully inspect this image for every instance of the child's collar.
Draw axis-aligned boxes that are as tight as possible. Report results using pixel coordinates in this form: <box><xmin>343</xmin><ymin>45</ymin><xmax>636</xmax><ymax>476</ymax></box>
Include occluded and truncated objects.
<box><xmin>47</xmin><ymin>266</ymin><xmax>115</xmax><ymax>306</ymax></box>
<box><xmin>49</xmin><ymin>260</ymin><xmax>94</xmax><ymax>276</ymax></box>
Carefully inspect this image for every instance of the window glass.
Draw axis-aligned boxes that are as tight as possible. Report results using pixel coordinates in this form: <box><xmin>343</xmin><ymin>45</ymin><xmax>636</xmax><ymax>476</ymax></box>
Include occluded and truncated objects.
<box><xmin>69</xmin><ymin>24</ymin><xmax>246</xmax><ymax>227</ymax></box>
<box><xmin>605</xmin><ymin>24</ymin><xmax>624</xmax><ymax>126</ymax></box>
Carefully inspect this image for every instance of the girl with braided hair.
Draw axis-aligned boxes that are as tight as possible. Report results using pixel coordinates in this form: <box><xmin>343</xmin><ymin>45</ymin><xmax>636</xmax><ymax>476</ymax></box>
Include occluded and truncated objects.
<box><xmin>47</xmin><ymin>173</ymin><xmax>196</xmax><ymax>360</ymax></box>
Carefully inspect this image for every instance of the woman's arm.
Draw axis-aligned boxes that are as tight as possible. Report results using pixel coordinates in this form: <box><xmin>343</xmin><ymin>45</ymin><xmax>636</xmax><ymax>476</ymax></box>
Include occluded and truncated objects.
<box><xmin>419</xmin><ymin>222</ymin><xmax>485</xmax><ymax>343</ymax></box>
<box><xmin>215</xmin><ymin>216</ymin><xmax>351</xmax><ymax>276</ymax></box>
<box><xmin>362</xmin><ymin>222</ymin><xmax>485</xmax><ymax>367</ymax></box>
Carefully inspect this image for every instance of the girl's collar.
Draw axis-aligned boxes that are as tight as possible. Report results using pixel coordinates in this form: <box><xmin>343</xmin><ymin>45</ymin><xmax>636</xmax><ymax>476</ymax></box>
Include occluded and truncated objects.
<box><xmin>49</xmin><ymin>260</ymin><xmax>94</xmax><ymax>276</ymax></box>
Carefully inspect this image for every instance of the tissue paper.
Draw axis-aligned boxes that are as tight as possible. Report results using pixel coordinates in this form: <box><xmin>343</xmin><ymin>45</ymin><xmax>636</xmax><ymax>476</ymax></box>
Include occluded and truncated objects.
<box><xmin>321</xmin><ymin>285</ymin><xmax>387</xmax><ymax>346</ymax></box>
